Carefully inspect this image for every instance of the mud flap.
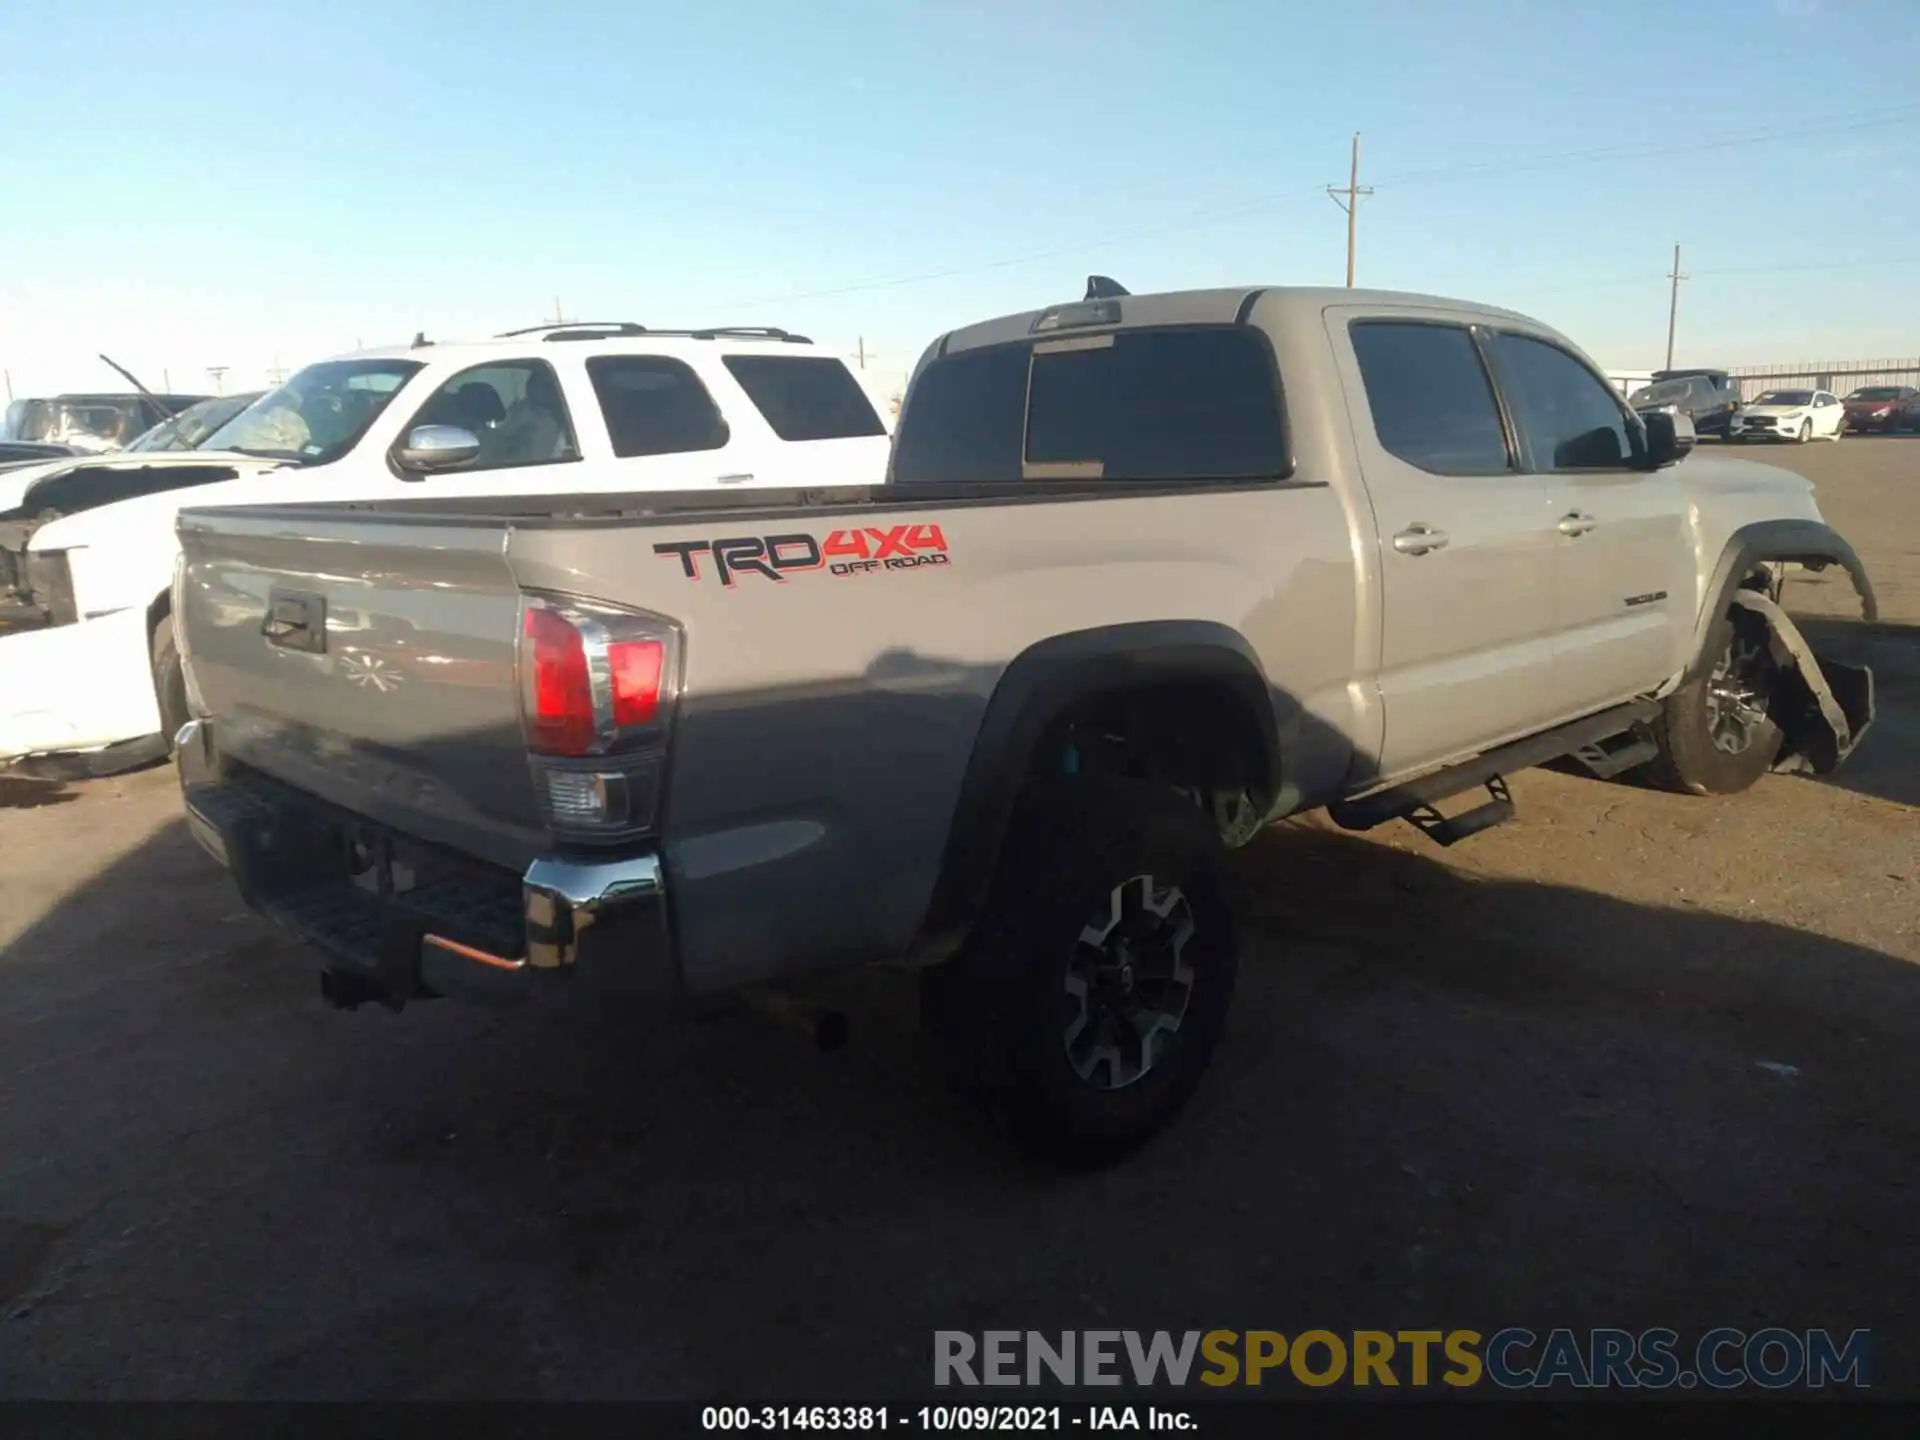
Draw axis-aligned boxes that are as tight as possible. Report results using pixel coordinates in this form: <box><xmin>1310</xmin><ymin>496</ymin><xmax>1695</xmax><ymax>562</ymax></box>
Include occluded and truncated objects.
<box><xmin>1728</xmin><ymin>590</ymin><xmax>1876</xmax><ymax>776</ymax></box>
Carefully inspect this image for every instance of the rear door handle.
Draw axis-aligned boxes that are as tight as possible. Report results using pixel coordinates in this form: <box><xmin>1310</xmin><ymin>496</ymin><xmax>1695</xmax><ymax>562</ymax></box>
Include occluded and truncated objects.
<box><xmin>1392</xmin><ymin>524</ymin><xmax>1450</xmax><ymax>555</ymax></box>
<box><xmin>1557</xmin><ymin>512</ymin><xmax>1599</xmax><ymax>537</ymax></box>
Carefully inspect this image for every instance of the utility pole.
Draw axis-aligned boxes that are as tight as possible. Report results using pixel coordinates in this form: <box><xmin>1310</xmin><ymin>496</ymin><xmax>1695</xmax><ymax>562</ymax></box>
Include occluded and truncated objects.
<box><xmin>1326</xmin><ymin>133</ymin><xmax>1373</xmax><ymax>288</ymax></box>
<box><xmin>4</xmin><ymin>369</ymin><xmax>12</xmax><ymax>401</ymax></box>
<box><xmin>207</xmin><ymin>366</ymin><xmax>228</xmax><ymax>395</ymax></box>
<box><xmin>1664</xmin><ymin>243</ymin><xmax>1686</xmax><ymax>371</ymax></box>
<box><xmin>554</xmin><ymin>296</ymin><xmax>565</xmax><ymax>325</ymax></box>
<box><xmin>856</xmin><ymin>336</ymin><xmax>867</xmax><ymax>370</ymax></box>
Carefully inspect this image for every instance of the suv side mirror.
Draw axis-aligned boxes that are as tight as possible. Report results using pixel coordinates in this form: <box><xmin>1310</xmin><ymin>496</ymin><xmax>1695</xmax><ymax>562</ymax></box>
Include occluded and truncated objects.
<box><xmin>394</xmin><ymin>424</ymin><xmax>481</xmax><ymax>474</ymax></box>
<box><xmin>1642</xmin><ymin>409</ymin><xmax>1696</xmax><ymax>469</ymax></box>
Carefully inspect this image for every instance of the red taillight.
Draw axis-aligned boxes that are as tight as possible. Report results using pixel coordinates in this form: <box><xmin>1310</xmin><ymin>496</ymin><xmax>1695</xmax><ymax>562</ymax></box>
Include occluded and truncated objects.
<box><xmin>518</xmin><ymin>594</ymin><xmax>678</xmax><ymax>840</ymax></box>
<box><xmin>608</xmin><ymin>639</ymin><xmax>664</xmax><ymax>726</ymax></box>
<box><xmin>522</xmin><ymin>605</ymin><xmax>596</xmax><ymax>756</ymax></box>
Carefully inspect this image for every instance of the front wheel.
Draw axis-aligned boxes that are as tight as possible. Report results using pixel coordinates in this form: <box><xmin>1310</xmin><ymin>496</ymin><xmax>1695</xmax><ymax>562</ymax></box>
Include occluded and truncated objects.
<box><xmin>921</xmin><ymin>777</ymin><xmax>1238</xmax><ymax>1166</ymax></box>
<box><xmin>1796</xmin><ymin>419</ymin><xmax>1813</xmax><ymax>444</ymax></box>
<box><xmin>1640</xmin><ymin>607</ymin><xmax>1782</xmax><ymax>795</ymax></box>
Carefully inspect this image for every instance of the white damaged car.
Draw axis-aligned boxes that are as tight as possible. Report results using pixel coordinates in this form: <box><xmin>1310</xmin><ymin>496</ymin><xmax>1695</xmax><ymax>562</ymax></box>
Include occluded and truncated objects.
<box><xmin>0</xmin><ymin>322</ymin><xmax>893</xmax><ymax>775</ymax></box>
<box><xmin>1731</xmin><ymin>387</ymin><xmax>1846</xmax><ymax>444</ymax></box>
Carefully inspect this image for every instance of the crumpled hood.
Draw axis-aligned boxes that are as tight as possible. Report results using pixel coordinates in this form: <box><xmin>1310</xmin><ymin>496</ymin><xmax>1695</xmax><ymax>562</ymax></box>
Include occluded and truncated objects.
<box><xmin>0</xmin><ymin>457</ymin><xmax>81</xmax><ymax>515</ymax></box>
<box><xmin>0</xmin><ymin>451</ymin><xmax>286</xmax><ymax>522</ymax></box>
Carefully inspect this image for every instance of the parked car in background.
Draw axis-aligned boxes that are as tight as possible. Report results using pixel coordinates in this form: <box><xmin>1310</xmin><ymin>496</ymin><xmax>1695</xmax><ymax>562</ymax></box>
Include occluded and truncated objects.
<box><xmin>1</xmin><ymin>321</ymin><xmax>890</xmax><ymax>776</ymax></box>
<box><xmin>123</xmin><ymin>392</ymin><xmax>264</xmax><ymax>453</ymax></box>
<box><xmin>1732</xmin><ymin>389</ymin><xmax>1846</xmax><ymax>444</ymax></box>
<box><xmin>2</xmin><ymin>392</ymin><xmax>212</xmax><ymax>454</ymax></box>
<box><xmin>1627</xmin><ymin>368</ymin><xmax>1741</xmax><ymax>439</ymax></box>
<box><xmin>1840</xmin><ymin>385</ymin><xmax>1919</xmax><ymax>433</ymax></box>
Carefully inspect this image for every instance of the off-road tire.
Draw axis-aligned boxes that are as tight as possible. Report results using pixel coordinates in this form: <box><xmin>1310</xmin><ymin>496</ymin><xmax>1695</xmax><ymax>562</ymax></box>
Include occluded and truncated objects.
<box><xmin>920</xmin><ymin>776</ymin><xmax>1238</xmax><ymax>1167</ymax></box>
<box><xmin>1640</xmin><ymin>607</ymin><xmax>1781</xmax><ymax>796</ymax></box>
<box><xmin>151</xmin><ymin>615</ymin><xmax>190</xmax><ymax>753</ymax></box>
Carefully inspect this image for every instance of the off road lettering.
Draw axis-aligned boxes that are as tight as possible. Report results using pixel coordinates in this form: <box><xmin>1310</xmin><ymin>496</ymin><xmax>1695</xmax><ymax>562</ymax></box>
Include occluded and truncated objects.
<box><xmin>655</xmin><ymin>524</ymin><xmax>949</xmax><ymax>585</ymax></box>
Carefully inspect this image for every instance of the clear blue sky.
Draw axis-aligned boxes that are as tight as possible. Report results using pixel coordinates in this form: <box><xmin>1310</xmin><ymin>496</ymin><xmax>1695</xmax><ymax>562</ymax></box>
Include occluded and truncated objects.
<box><xmin>3</xmin><ymin>0</ymin><xmax>1918</xmax><ymax>397</ymax></box>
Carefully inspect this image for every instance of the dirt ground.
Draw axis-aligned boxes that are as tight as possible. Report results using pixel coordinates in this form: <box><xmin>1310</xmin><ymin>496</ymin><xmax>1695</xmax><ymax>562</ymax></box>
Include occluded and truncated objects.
<box><xmin>0</xmin><ymin>437</ymin><xmax>1915</xmax><ymax>1400</ymax></box>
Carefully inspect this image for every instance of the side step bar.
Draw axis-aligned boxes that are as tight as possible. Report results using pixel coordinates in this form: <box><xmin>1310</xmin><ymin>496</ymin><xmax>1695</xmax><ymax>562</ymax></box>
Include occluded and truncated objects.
<box><xmin>1569</xmin><ymin>732</ymin><xmax>1661</xmax><ymax>780</ymax></box>
<box><xmin>1329</xmin><ymin>699</ymin><xmax>1660</xmax><ymax>845</ymax></box>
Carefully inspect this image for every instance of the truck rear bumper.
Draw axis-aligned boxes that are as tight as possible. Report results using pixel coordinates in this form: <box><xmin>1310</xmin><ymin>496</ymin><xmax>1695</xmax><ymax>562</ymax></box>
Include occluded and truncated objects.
<box><xmin>0</xmin><ymin>607</ymin><xmax>164</xmax><ymax>765</ymax></box>
<box><xmin>177</xmin><ymin>719</ymin><xmax>673</xmax><ymax>1008</ymax></box>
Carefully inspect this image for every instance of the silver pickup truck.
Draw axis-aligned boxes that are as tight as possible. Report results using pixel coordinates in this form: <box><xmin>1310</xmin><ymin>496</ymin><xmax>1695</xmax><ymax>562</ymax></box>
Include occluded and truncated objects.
<box><xmin>172</xmin><ymin>280</ymin><xmax>1876</xmax><ymax>1163</ymax></box>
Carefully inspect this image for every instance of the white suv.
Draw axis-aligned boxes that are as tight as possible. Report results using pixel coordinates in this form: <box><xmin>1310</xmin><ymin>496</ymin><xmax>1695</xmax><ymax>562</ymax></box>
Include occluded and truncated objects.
<box><xmin>0</xmin><ymin>322</ymin><xmax>891</xmax><ymax>773</ymax></box>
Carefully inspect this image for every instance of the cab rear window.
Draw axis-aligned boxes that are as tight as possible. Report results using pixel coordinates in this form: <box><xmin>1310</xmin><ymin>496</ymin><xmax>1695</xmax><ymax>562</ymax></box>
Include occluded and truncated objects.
<box><xmin>893</xmin><ymin>326</ymin><xmax>1287</xmax><ymax>484</ymax></box>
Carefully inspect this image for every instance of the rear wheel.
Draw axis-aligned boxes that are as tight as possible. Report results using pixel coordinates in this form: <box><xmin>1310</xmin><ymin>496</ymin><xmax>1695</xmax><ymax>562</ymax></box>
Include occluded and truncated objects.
<box><xmin>151</xmin><ymin>615</ymin><xmax>190</xmax><ymax>753</ymax></box>
<box><xmin>921</xmin><ymin>776</ymin><xmax>1238</xmax><ymax>1166</ymax></box>
<box><xmin>1641</xmin><ymin>607</ymin><xmax>1782</xmax><ymax>795</ymax></box>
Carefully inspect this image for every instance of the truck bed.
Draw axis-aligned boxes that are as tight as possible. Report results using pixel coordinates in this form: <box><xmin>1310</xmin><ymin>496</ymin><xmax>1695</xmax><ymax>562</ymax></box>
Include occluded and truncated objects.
<box><xmin>175</xmin><ymin>472</ymin><xmax>1357</xmax><ymax>995</ymax></box>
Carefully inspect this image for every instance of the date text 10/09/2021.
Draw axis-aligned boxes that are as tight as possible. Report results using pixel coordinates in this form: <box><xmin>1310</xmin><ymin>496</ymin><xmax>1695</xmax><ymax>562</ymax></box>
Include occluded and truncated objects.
<box><xmin>702</xmin><ymin>1406</ymin><xmax>1188</xmax><ymax>1432</ymax></box>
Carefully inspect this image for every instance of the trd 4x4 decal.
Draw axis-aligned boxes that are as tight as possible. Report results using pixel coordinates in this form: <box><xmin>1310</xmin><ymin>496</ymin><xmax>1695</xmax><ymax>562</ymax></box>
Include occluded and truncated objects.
<box><xmin>654</xmin><ymin>524</ymin><xmax>950</xmax><ymax>587</ymax></box>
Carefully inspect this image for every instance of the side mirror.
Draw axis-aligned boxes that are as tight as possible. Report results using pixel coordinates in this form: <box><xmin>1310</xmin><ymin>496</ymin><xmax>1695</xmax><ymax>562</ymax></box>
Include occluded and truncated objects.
<box><xmin>1642</xmin><ymin>409</ymin><xmax>1696</xmax><ymax>469</ymax></box>
<box><xmin>393</xmin><ymin>424</ymin><xmax>480</xmax><ymax>474</ymax></box>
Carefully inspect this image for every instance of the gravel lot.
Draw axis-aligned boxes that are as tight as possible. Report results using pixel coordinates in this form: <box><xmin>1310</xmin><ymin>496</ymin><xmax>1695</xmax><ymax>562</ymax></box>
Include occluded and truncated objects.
<box><xmin>1</xmin><ymin>437</ymin><xmax>1915</xmax><ymax>1400</ymax></box>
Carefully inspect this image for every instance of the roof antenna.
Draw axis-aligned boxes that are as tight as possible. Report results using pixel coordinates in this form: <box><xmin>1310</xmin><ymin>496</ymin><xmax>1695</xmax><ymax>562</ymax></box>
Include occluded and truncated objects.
<box><xmin>1084</xmin><ymin>275</ymin><xmax>1129</xmax><ymax>300</ymax></box>
<box><xmin>410</xmin><ymin>331</ymin><xmax>430</xmax><ymax>349</ymax></box>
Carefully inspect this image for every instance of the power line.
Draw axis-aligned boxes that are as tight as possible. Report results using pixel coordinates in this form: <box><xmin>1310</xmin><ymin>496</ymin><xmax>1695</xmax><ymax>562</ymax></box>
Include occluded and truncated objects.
<box><xmin>1369</xmin><ymin>106</ymin><xmax>1920</xmax><ymax>189</ymax></box>
<box><xmin>1520</xmin><ymin>254</ymin><xmax>1920</xmax><ymax>295</ymax></box>
<box><xmin>702</xmin><ymin>106</ymin><xmax>1920</xmax><ymax>312</ymax></box>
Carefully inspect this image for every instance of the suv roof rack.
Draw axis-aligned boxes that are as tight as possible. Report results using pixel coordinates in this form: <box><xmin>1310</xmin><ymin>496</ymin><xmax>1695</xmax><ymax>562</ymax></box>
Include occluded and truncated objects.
<box><xmin>494</xmin><ymin>322</ymin><xmax>813</xmax><ymax>345</ymax></box>
<box><xmin>497</xmin><ymin>321</ymin><xmax>650</xmax><ymax>339</ymax></box>
<box><xmin>663</xmin><ymin>326</ymin><xmax>811</xmax><ymax>344</ymax></box>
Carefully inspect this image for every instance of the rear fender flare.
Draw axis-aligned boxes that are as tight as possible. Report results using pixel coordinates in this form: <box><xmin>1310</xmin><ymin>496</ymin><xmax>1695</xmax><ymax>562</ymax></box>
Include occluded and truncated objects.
<box><xmin>915</xmin><ymin>621</ymin><xmax>1281</xmax><ymax>958</ymax></box>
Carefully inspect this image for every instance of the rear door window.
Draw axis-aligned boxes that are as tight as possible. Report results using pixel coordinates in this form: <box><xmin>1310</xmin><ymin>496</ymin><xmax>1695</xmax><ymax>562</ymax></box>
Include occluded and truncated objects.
<box><xmin>721</xmin><ymin>355</ymin><xmax>886</xmax><ymax>441</ymax></box>
<box><xmin>585</xmin><ymin>357</ymin><xmax>730</xmax><ymax>458</ymax></box>
<box><xmin>1349</xmin><ymin>321</ymin><xmax>1512</xmax><ymax>475</ymax></box>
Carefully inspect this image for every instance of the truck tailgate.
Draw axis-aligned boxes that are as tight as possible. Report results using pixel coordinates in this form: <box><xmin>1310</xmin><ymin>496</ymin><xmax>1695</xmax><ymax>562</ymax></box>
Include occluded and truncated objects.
<box><xmin>176</xmin><ymin>508</ymin><xmax>547</xmax><ymax>872</ymax></box>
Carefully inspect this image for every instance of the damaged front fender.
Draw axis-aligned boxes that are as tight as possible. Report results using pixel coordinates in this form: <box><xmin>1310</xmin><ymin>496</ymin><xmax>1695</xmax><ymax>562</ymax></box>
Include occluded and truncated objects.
<box><xmin>1729</xmin><ymin>589</ymin><xmax>1876</xmax><ymax>776</ymax></box>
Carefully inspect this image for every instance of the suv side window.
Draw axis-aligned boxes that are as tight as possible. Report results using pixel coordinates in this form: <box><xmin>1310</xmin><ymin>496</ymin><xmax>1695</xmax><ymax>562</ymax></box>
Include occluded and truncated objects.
<box><xmin>1349</xmin><ymin>321</ymin><xmax>1511</xmax><ymax>476</ymax></box>
<box><xmin>404</xmin><ymin>360</ymin><xmax>579</xmax><ymax>469</ymax></box>
<box><xmin>1023</xmin><ymin>326</ymin><xmax>1285</xmax><ymax>481</ymax></box>
<box><xmin>586</xmin><ymin>356</ymin><xmax>730</xmax><ymax>458</ymax></box>
<box><xmin>721</xmin><ymin>355</ymin><xmax>887</xmax><ymax>441</ymax></box>
<box><xmin>1486</xmin><ymin>332</ymin><xmax>1640</xmax><ymax>471</ymax></box>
